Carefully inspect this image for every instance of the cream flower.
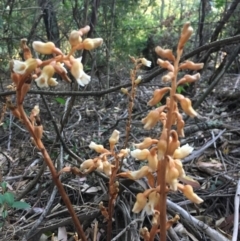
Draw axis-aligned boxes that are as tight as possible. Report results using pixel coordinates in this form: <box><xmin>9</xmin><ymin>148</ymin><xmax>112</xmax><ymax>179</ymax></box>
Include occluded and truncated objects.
<box><xmin>35</xmin><ymin>65</ymin><xmax>56</xmax><ymax>88</ymax></box>
<box><xmin>131</xmin><ymin>149</ymin><xmax>149</xmax><ymax>160</ymax></box>
<box><xmin>13</xmin><ymin>58</ymin><xmax>38</xmax><ymax>75</ymax></box>
<box><xmin>70</xmin><ymin>57</ymin><xmax>91</xmax><ymax>86</ymax></box>
<box><xmin>173</xmin><ymin>144</ymin><xmax>194</xmax><ymax>159</ymax></box>
<box><xmin>140</xmin><ymin>58</ymin><xmax>152</xmax><ymax>67</ymax></box>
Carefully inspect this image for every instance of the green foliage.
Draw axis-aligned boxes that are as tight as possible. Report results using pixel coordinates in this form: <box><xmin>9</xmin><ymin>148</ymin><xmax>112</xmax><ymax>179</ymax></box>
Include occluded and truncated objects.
<box><xmin>215</xmin><ymin>0</ymin><xmax>225</xmax><ymax>9</ymax></box>
<box><xmin>0</xmin><ymin>182</ymin><xmax>30</xmax><ymax>228</ymax></box>
<box><xmin>55</xmin><ymin>97</ymin><xmax>66</xmax><ymax>105</ymax></box>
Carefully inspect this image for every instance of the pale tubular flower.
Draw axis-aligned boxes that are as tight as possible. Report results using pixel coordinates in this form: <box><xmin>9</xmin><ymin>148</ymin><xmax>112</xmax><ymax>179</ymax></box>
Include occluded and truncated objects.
<box><xmin>178</xmin><ymin>22</ymin><xmax>193</xmax><ymax>51</ymax></box>
<box><xmin>142</xmin><ymin>109</ymin><xmax>160</xmax><ymax>130</ymax></box>
<box><xmin>35</xmin><ymin>65</ymin><xmax>56</xmax><ymax>88</ymax></box>
<box><xmin>166</xmin><ymin>165</ymin><xmax>179</xmax><ymax>191</ymax></box>
<box><xmin>177</xmin><ymin>73</ymin><xmax>201</xmax><ymax>86</ymax></box>
<box><xmin>174</xmin><ymin>94</ymin><xmax>198</xmax><ymax>118</ymax></box>
<box><xmin>179</xmin><ymin>61</ymin><xmax>204</xmax><ymax>71</ymax></box>
<box><xmin>144</xmin><ymin>191</ymin><xmax>160</xmax><ymax>215</ymax></box>
<box><xmin>173</xmin><ymin>144</ymin><xmax>194</xmax><ymax>159</ymax></box>
<box><xmin>133</xmin><ymin>137</ymin><xmax>158</xmax><ymax>149</ymax></box>
<box><xmin>168</xmin><ymin>155</ymin><xmax>185</xmax><ymax>178</ymax></box>
<box><xmin>168</xmin><ymin>130</ymin><xmax>180</xmax><ymax>156</ymax></box>
<box><xmin>89</xmin><ymin>141</ymin><xmax>108</xmax><ymax>154</ymax></box>
<box><xmin>70</xmin><ymin>57</ymin><xmax>91</xmax><ymax>86</ymax></box>
<box><xmin>132</xmin><ymin>193</ymin><xmax>148</xmax><ymax>213</ymax></box>
<box><xmin>131</xmin><ymin>149</ymin><xmax>149</xmax><ymax>160</ymax></box>
<box><xmin>140</xmin><ymin>58</ymin><xmax>152</xmax><ymax>67</ymax></box>
<box><xmin>32</xmin><ymin>41</ymin><xmax>63</xmax><ymax>55</ymax></box>
<box><xmin>13</xmin><ymin>58</ymin><xmax>38</xmax><ymax>75</ymax></box>
<box><xmin>118</xmin><ymin>166</ymin><xmax>150</xmax><ymax>180</ymax></box>
<box><xmin>47</xmin><ymin>78</ymin><xmax>58</xmax><ymax>87</ymax></box>
<box><xmin>69</xmin><ymin>30</ymin><xmax>83</xmax><ymax>48</ymax></box>
<box><xmin>155</xmin><ymin>46</ymin><xmax>175</xmax><ymax>62</ymax></box>
<box><xmin>157</xmin><ymin>59</ymin><xmax>174</xmax><ymax>72</ymax></box>
<box><xmin>102</xmin><ymin>161</ymin><xmax>112</xmax><ymax>176</ymax></box>
<box><xmin>109</xmin><ymin>129</ymin><xmax>120</xmax><ymax>151</ymax></box>
<box><xmin>178</xmin><ymin>184</ymin><xmax>203</xmax><ymax>204</ymax></box>
<box><xmin>173</xmin><ymin>158</ymin><xmax>186</xmax><ymax>178</ymax></box>
<box><xmin>147</xmin><ymin>87</ymin><xmax>171</xmax><ymax>106</ymax></box>
<box><xmin>118</xmin><ymin>148</ymin><xmax>130</xmax><ymax>158</ymax></box>
<box><xmin>147</xmin><ymin>147</ymin><xmax>158</xmax><ymax>172</ymax></box>
<box><xmin>134</xmin><ymin>76</ymin><xmax>142</xmax><ymax>85</ymax></box>
<box><xmin>80</xmin><ymin>159</ymin><xmax>94</xmax><ymax>172</ymax></box>
<box><xmin>162</xmin><ymin>71</ymin><xmax>174</xmax><ymax>82</ymax></box>
<box><xmin>142</xmin><ymin>105</ymin><xmax>165</xmax><ymax>130</ymax></box>
<box><xmin>83</xmin><ymin>38</ymin><xmax>103</xmax><ymax>50</ymax></box>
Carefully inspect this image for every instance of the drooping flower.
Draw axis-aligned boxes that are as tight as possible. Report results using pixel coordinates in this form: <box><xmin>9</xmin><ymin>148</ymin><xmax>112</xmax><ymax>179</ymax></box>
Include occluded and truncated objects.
<box><xmin>140</xmin><ymin>58</ymin><xmax>152</xmax><ymax>67</ymax></box>
<box><xmin>109</xmin><ymin>129</ymin><xmax>120</xmax><ymax>152</ymax></box>
<box><xmin>35</xmin><ymin>65</ymin><xmax>57</xmax><ymax>88</ymax></box>
<box><xmin>70</xmin><ymin>57</ymin><xmax>91</xmax><ymax>86</ymax></box>
<box><xmin>131</xmin><ymin>149</ymin><xmax>149</xmax><ymax>160</ymax></box>
<box><xmin>178</xmin><ymin>184</ymin><xmax>203</xmax><ymax>204</ymax></box>
<box><xmin>13</xmin><ymin>58</ymin><xmax>38</xmax><ymax>75</ymax></box>
<box><xmin>147</xmin><ymin>87</ymin><xmax>171</xmax><ymax>106</ymax></box>
<box><xmin>89</xmin><ymin>141</ymin><xmax>108</xmax><ymax>154</ymax></box>
<box><xmin>173</xmin><ymin>144</ymin><xmax>194</xmax><ymax>159</ymax></box>
<box><xmin>133</xmin><ymin>137</ymin><xmax>158</xmax><ymax>149</ymax></box>
<box><xmin>174</xmin><ymin>94</ymin><xmax>198</xmax><ymax>118</ymax></box>
<box><xmin>83</xmin><ymin>38</ymin><xmax>103</xmax><ymax>50</ymax></box>
<box><xmin>32</xmin><ymin>41</ymin><xmax>63</xmax><ymax>55</ymax></box>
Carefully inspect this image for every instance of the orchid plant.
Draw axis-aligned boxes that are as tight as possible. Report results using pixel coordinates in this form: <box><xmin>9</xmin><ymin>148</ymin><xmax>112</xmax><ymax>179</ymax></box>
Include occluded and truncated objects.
<box><xmin>6</xmin><ymin>25</ymin><xmax>103</xmax><ymax>241</ymax></box>
<box><xmin>6</xmin><ymin>21</ymin><xmax>204</xmax><ymax>241</ymax></box>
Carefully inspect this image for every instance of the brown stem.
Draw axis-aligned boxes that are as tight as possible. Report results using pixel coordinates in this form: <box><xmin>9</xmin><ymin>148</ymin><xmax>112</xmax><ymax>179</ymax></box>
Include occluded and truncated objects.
<box><xmin>107</xmin><ymin>154</ymin><xmax>119</xmax><ymax>241</ymax></box>
<box><xmin>16</xmin><ymin>82</ymin><xmax>87</xmax><ymax>241</ymax></box>
<box><xmin>158</xmin><ymin>53</ymin><xmax>181</xmax><ymax>241</ymax></box>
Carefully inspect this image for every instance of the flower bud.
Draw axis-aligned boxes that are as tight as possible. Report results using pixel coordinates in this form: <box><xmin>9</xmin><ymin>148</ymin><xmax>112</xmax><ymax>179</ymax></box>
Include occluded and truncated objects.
<box><xmin>83</xmin><ymin>38</ymin><xmax>103</xmax><ymax>50</ymax></box>
<box><xmin>133</xmin><ymin>137</ymin><xmax>158</xmax><ymax>149</ymax></box>
<box><xmin>89</xmin><ymin>141</ymin><xmax>108</xmax><ymax>154</ymax></box>
<box><xmin>121</xmin><ymin>88</ymin><xmax>128</xmax><ymax>94</ymax></box>
<box><xmin>177</xmin><ymin>73</ymin><xmax>201</xmax><ymax>86</ymax></box>
<box><xmin>69</xmin><ymin>30</ymin><xmax>83</xmax><ymax>47</ymax></box>
<box><xmin>179</xmin><ymin>61</ymin><xmax>204</xmax><ymax>71</ymax></box>
<box><xmin>132</xmin><ymin>193</ymin><xmax>147</xmax><ymax>213</ymax></box>
<box><xmin>174</xmin><ymin>94</ymin><xmax>198</xmax><ymax>118</ymax></box>
<box><xmin>109</xmin><ymin>129</ymin><xmax>120</xmax><ymax>151</ymax></box>
<box><xmin>33</xmin><ymin>41</ymin><xmax>63</xmax><ymax>55</ymax></box>
<box><xmin>140</xmin><ymin>58</ymin><xmax>151</xmax><ymax>67</ymax></box>
<box><xmin>131</xmin><ymin>149</ymin><xmax>149</xmax><ymax>160</ymax></box>
<box><xmin>157</xmin><ymin>59</ymin><xmax>174</xmax><ymax>71</ymax></box>
<box><xmin>162</xmin><ymin>71</ymin><xmax>174</xmax><ymax>82</ymax></box>
<box><xmin>155</xmin><ymin>46</ymin><xmax>175</xmax><ymax>61</ymax></box>
<box><xmin>173</xmin><ymin>144</ymin><xmax>194</xmax><ymax>159</ymax></box>
<box><xmin>179</xmin><ymin>184</ymin><xmax>203</xmax><ymax>204</ymax></box>
<box><xmin>178</xmin><ymin>22</ymin><xmax>193</xmax><ymax>51</ymax></box>
<box><xmin>20</xmin><ymin>38</ymin><xmax>32</xmax><ymax>60</ymax></box>
<box><xmin>134</xmin><ymin>76</ymin><xmax>142</xmax><ymax>84</ymax></box>
<box><xmin>118</xmin><ymin>166</ymin><xmax>149</xmax><ymax>180</ymax></box>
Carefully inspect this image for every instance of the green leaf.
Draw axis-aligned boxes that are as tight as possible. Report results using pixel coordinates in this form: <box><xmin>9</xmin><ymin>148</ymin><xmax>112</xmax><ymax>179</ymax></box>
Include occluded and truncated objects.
<box><xmin>1</xmin><ymin>182</ymin><xmax>7</xmax><ymax>192</ymax></box>
<box><xmin>3</xmin><ymin>192</ymin><xmax>14</xmax><ymax>206</ymax></box>
<box><xmin>176</xmin><ymin>85</ymin><xmax>185</xmax><ymax>94</ymax></box>
<box><xmin>2</xmin><ymin>210</ymin><xmax>8</xmax><ymax>219</ymax></box>
<box><xmin>12</xmin><ymin>201</ymin><xmax>30</xmax><ymax>210</ymax></box>
<box><xmin>55</xmin><ymin>97</ymin><xmax>66</xmax><ymax>105</ymax></box>
<box><xmin>0</xmin><ymin>194</ymin><xmax>4</xmax><ymax>205</ymax></box>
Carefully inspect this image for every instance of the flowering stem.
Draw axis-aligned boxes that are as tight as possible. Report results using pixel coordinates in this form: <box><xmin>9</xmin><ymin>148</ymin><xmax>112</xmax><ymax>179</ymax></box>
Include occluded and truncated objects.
<box><xmin>107</xmin><ymin>154</ymin><xmax>119</xmax><ymax>241</ymax></box>
<box><xmin>158</xmin><ymin>53</ymin><xmax>181</xmax><ymax>241</ymax></box>
<box><xmin>16</xmin><ymin>80</ymin><xmax>87</xmax><ymax>241</ymax></box>
<box><xmin>124</xmin><ymin>67</ymin><xmax>138</xmax><ymax>148</ymax></box>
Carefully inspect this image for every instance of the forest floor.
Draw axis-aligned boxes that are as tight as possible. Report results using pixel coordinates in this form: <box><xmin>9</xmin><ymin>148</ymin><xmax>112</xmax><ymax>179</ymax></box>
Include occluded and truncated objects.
<box><xmin>0</xmin><ymin>67</ymin><xmax>240</xmax><ymax>241</ymax></box>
